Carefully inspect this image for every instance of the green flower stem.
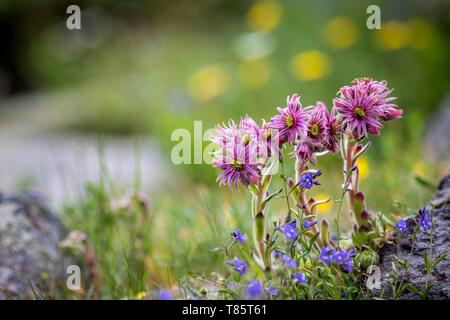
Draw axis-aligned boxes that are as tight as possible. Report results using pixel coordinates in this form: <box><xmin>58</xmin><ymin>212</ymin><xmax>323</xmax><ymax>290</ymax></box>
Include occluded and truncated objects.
<box><xmin>251</xmin><ymin>177</ymin><xmax>271</xmax><ymax>272</ymax></box>
<box><xmin>294</xmin><ymin>158</ymin><xmax>321</xmax><ymax>244</ymax></box>
<box><xmin>342</xmin><ymin>134</ymin><xmax>373</xmax><ymax>232</ymax></box>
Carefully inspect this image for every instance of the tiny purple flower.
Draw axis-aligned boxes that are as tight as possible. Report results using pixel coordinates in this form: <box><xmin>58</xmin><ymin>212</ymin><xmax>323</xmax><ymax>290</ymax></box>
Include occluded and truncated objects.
<box><xmin>280</xmin><ymin>220</ymin><xmax>299</xmax><ymax>242</ymax></box>
<box><xmin>300</xmin><ymin>171</ymin><xmax>321</xmax><ymax>189</ymax></box>
<box><xmin>293</xmin><ymin>273</ymin><xmax>308</xmax><ymax>285</ymax></box>
<box><xmin>158</xmin><ymin>290</ymin><xmax>173</xmax><ymax>300</ymax></box>
<box><xmin>232</xmin><ymin>229</ymin><xmax>247</xmax><ymax>244</ymax></box>
<box><xmin>303</xmin><ymin>219</ymin><xmax>318</xmax><ymax>229</ymax></box>
<box><xmin>246</xmin><ymin>280</ymin><xmax>264</xmax><ymax>299</ymax></box>
<box><xmin>395</xmin><ymin>219</ymin><xmax>408</xmax><ymax>234</ymax></box>
<box><xmin>319</xmin><ymin>247</ymin><xmax>334</xmax><ymax>267</ymax></box>
<box><xmin>268</xmin><ymin>286</ymin><xmax>278</xmax><ymax>296</ymax></box>
<box><xmin>331</xmin><ymin>249</ymin><xmax>355</xmax><ymax>272</ymax></box>
<box><xmin>332</xmin><ymin>251</ymin><xmax>348</xmax><ymax>264</ymax></box>
<box><xmin>227</xmin><ymin>256</ymin><xmax>248</xmax><ymax>276</ymax></box>
<box><xmin>282</xmin><ymin>254</ymin><xmax>298</xmax><ymax>269</ymax></box>
<box><xmin>272</xmin><ymin>250</ymin><xmax>282</xmax><ymax>259</ymax></box>
<box><xmin>417</xmin><ymin>207</ymin><xmax>432</xmax><ymax>232</ymax></box>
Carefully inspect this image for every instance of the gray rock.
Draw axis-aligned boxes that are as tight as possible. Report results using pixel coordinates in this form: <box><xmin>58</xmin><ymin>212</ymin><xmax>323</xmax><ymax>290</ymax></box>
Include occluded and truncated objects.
<box><xmin>376</xmin><ymin>174</ymin><xmax>450</xmax><ymax>299</ymax></box>
<box><xmin>0</xmin><ymin>191</ymin><xmax>67</xmax><ymax>299</ymax></box>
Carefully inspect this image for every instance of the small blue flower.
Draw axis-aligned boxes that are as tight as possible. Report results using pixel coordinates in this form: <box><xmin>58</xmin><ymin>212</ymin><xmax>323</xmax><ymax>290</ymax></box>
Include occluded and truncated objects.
<box><xmin>268</xmin><ymin>286</ymin><xmax>278</xmax><ymax>296</ymax></box>
<box><xmin>342</xmin><ymin>259</ymin><xmax>354</xmax><ymax>273</ymax></box>
<box><xmin>332</xmin><ymin>251</ymin><xmax>348</xmax><ymax>264</ymax></box>
<box><xmin>158</xmin><ymin>290</ymin><xmax>173</xmax><ymax>300</ymax></box>
<box><xmin>300</xmin><ymin>171</ymin><xmax>321</xmax><ymax>189</ymax></box>
<box><xmin>282</xmin><ymin>254</ymin><xmax>298</xmax><ymax>269</ymax></box>
<box><xmin>319</xmin><ymin>247</ymin><xmax>334</xmax><ymax>267</ymax></box>
<box><xmin>246</xmin><ymin>280</ymin><xmax>264</xmax><ymax>299</ymax></box>
<box><xmin>395</xmin><ymin>219</ymin><xmax>408</xmax><ymax>234</ymax></box>
<box><xmin>417</xmin><ymin>207</ymin><xmax>432</xmax><ymax>232</ymax></box>
<box><xmin>226</xmin><ymin>256</ymin><xmax>248</xmax><ymax>276</ymax></box>
<box><xmin>303</xmin><ymin>219</ymin><xmax>318</xmax><ymax>229</ymax></box>
<box><xmin>272</xmin><ymin>250</ymin><xmax>282</xmax><ymax>259</ymax></box>
<box><xmin>292</xmin><ymin>273</ymin><xmax>308</xmax><ymax>285</ymax></box>
<box><xmin>232</xmin><ymin>229</ymin><xmax>247</xmax><ymax>244</ymax></box>
<box><xmin>280</xmin><ymin>220</ymin><xmax>299</xmax><ymax>242</ymax></box>
<box><xmin>332</xmin><ymin>249</ymin><xmax>355</xmax><ymax>273</ymax></box>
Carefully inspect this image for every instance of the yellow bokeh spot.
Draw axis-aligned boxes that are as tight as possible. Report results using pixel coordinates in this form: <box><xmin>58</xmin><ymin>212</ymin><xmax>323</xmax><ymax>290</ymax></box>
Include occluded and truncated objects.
<box><xmin>188</xmin><ymin>65</ymin><xmax>229</xmax><ymax>102</ymax></box>
<box><xmin>409</xmin><ymin>18</ymin><xmax>434</xmax><ymax>50</ymax></box>
<box><xmin>411</xmin><ymin>160</ymin><xmax>428</xmax><ymax>177</ymax></box>
<box><xmin>135</xmin><ymin>291</ymin><xmax>147</xmax><ymax>300</ymax></box>
<box><xmin>247</xmin><ymin>1</ymin><xmax>283</xmax><ymax>32</ymax></box>
<box><xmin>357</xmin><ymin>156</ymin><xmax>370</xmax><ymax>181</ymax></box>
<box><xmin>374</xmin><ymin>21</ymin><xmax>411</xmax><ymax>51</ymax></box>
<box><xmin>238</xmin><ymin>59</ymin><xmax>272</xmax><ymax>89</ymax></box>
<box><xmin>291</xmin><ymin>50</ymin><xmax>330</xmax><ymax>81</ymax></box>
<box><xmin>315</xmin><ymin>193</ymin><xmax>333</xmax><ymax>214</ymax></box>
<box><xmin>323</xmin><ymin>17</ymin><xmax>359</xmax><ymax>49</ymax></box>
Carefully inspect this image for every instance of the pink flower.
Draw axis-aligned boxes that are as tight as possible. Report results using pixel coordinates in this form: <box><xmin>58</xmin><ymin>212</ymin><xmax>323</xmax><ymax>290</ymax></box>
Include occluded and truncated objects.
<box><xmin>304</xmin><ymin>102</ymin><xmax>327</xmax><ymax>148</ymax></box>
<box><xmin>260</xmin><ymin>120</ymin><xmax>280</xmax><ymax>158</ymax></box>
<box><xmin>212</xmin><ymin>141</ymin><xmax>259</xmax><ymax>190</ymax></box>
<box><xmin>323</xmin><ymin>106</ymin><xmax>342</xmax><ymax>153</ymax></box>
<box><xmin>270</xmin><ymin>94</ymin><xmax>308</xmax><ymax>145</ymax></box>
<box><xmin>333</xmin><ymin>78</ymin><xmax>402</xmax><ymax>140</ymax></box>
<box><xmin>380</xmin><ymin>105</ymin><xmax>403</xmax><ymax>121</ymax></box>
<box><xmin>294</xmin><ymin>142</ymin><xmax>317</xmax><ymax>166</ymax></box>
<box><xmin>211</xmin><ymin>116</ymin><xmax>265</xmax><ymax>190</ymax></box>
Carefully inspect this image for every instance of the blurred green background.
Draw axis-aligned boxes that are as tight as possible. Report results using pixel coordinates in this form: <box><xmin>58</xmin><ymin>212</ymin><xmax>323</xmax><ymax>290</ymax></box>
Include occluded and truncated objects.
<box><xmin>0</xmin><ymin>0</ymin><xmax>449</xmax><ymax>298</ymax></box>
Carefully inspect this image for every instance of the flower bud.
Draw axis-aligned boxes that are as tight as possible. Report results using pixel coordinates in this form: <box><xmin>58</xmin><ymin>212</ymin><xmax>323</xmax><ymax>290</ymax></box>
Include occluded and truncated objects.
<box><xmin>380</xmin><ymin>106</ymin><xmax>403</xmax><ymax>121</ymax></box>
<box><xmin>355</xmin><ymin>249</ymin><xmax>379</xmax><ymax>270</ymax></box>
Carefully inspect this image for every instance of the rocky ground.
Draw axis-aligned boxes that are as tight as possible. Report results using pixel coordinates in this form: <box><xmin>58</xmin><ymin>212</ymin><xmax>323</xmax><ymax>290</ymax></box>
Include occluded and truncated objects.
<box><xmin>377</xmin><ymin>174</ymin><xmax>450</xmax><ymax>299</ymax></box>
<box><xmin>0</xmin><ymin>191</ymin><xmax>68</xmax><ymax>299</ymax></box>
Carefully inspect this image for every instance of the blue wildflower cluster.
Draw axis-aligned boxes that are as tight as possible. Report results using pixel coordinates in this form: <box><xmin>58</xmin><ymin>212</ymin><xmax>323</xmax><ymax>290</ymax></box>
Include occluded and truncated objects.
<box><xmin>395</xmin><ymin>207</ymin><xmax>432</xmax><ymax>235</ymax></box>
<box><xmin>319</xmin><ymin>247</ymin><xmax>355</xmax><ymax>272</ymax></box>
<box><xmin>280</xmin><ymin>220</ymin><xmax>300</xmax><ymax>242</ymax></box>
<box><xmin>300</xmin><ymin>170</ymin><xmax>322</xmax><ymax>189</ymax></box>
<box><xmin>395</xmin><ymin>219</ymin><xmax>408</xmax><ymax>234</ymax></box>
<box><xmin>417</xmin><ymin>207</ymin><xmax>432</xmax><ymax>232</ymax></box>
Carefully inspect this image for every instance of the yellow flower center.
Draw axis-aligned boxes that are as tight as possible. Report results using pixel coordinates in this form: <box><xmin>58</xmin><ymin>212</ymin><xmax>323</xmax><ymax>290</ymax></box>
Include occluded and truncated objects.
<box><xmin>285</xmin><ymin>116</ymin><xmax>294</xmax><ymax>128</ymax></box>
<box><xmin>354</xmin><ymin>107</ymin><xmax>366</xmax><ymax>119</ymax></box>
<box><xmin>232</xmin><ymin>160</ymin><xmax>244</xmax><ymax>170</ymax></box>
<box><xmin>241</xmin><ymin>134</ymin><xmax>250</xmax><ymax>145</ymax></box>
<box><xmin>310</xmin><ymin>123</ymin><xmax>320</xmax><ymax>136</ymax></box>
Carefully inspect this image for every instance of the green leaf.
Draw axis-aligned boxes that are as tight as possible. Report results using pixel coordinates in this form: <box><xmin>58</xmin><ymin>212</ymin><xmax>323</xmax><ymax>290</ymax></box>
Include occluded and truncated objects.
<box><xmin>218</xmin><ymin>289</ymin><xmax>239</xmax><ymax>299</ymax></box>
<box><xmin>405</xmin><ymin>284</ymin><xmax>421</xmax><ymax>297</ymax></box>
<box><xmin>422</xmin><ymin>283</ymin><xmax>433</xmax><ymax>299</ymax></box>
<box><xmin>261</xmin><ymin>188</ymin><xmax>283</xmax><ymax>207</ymax></box>
<box><xmin>423</xmin><ymin>251</ymin><xmax>431</xmax><ymax>274</ymax></box>
<box><xmin>431</xmin><ymin>254</ymin><xmax>447</xmax><ymax>270</ymax></box>
<box><xmin>308</xmin><ymin>232</ymin><xmax>320</xmax><ymax>251</ymax></box>
<box><xmin>414</xmin><ymin>176</ymin><xmax>437</xmax><ymax>191</ymax></box>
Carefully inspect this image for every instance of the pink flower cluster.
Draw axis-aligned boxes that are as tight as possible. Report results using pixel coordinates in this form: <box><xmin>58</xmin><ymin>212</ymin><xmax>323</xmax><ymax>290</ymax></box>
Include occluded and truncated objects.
<box><xmin>211</xmin><ymin>116</ymin><xmax>277</xmax><ymax>189</ymax></box>
<box><xmin>333</xmin><ymin>78</ymin><xmax>402</xmax><ymax>140</ymax></box>
<box><xmin>211</xmin><ymin>78</ymin><xmax>403</xmax><ymax>189</ymax></box>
